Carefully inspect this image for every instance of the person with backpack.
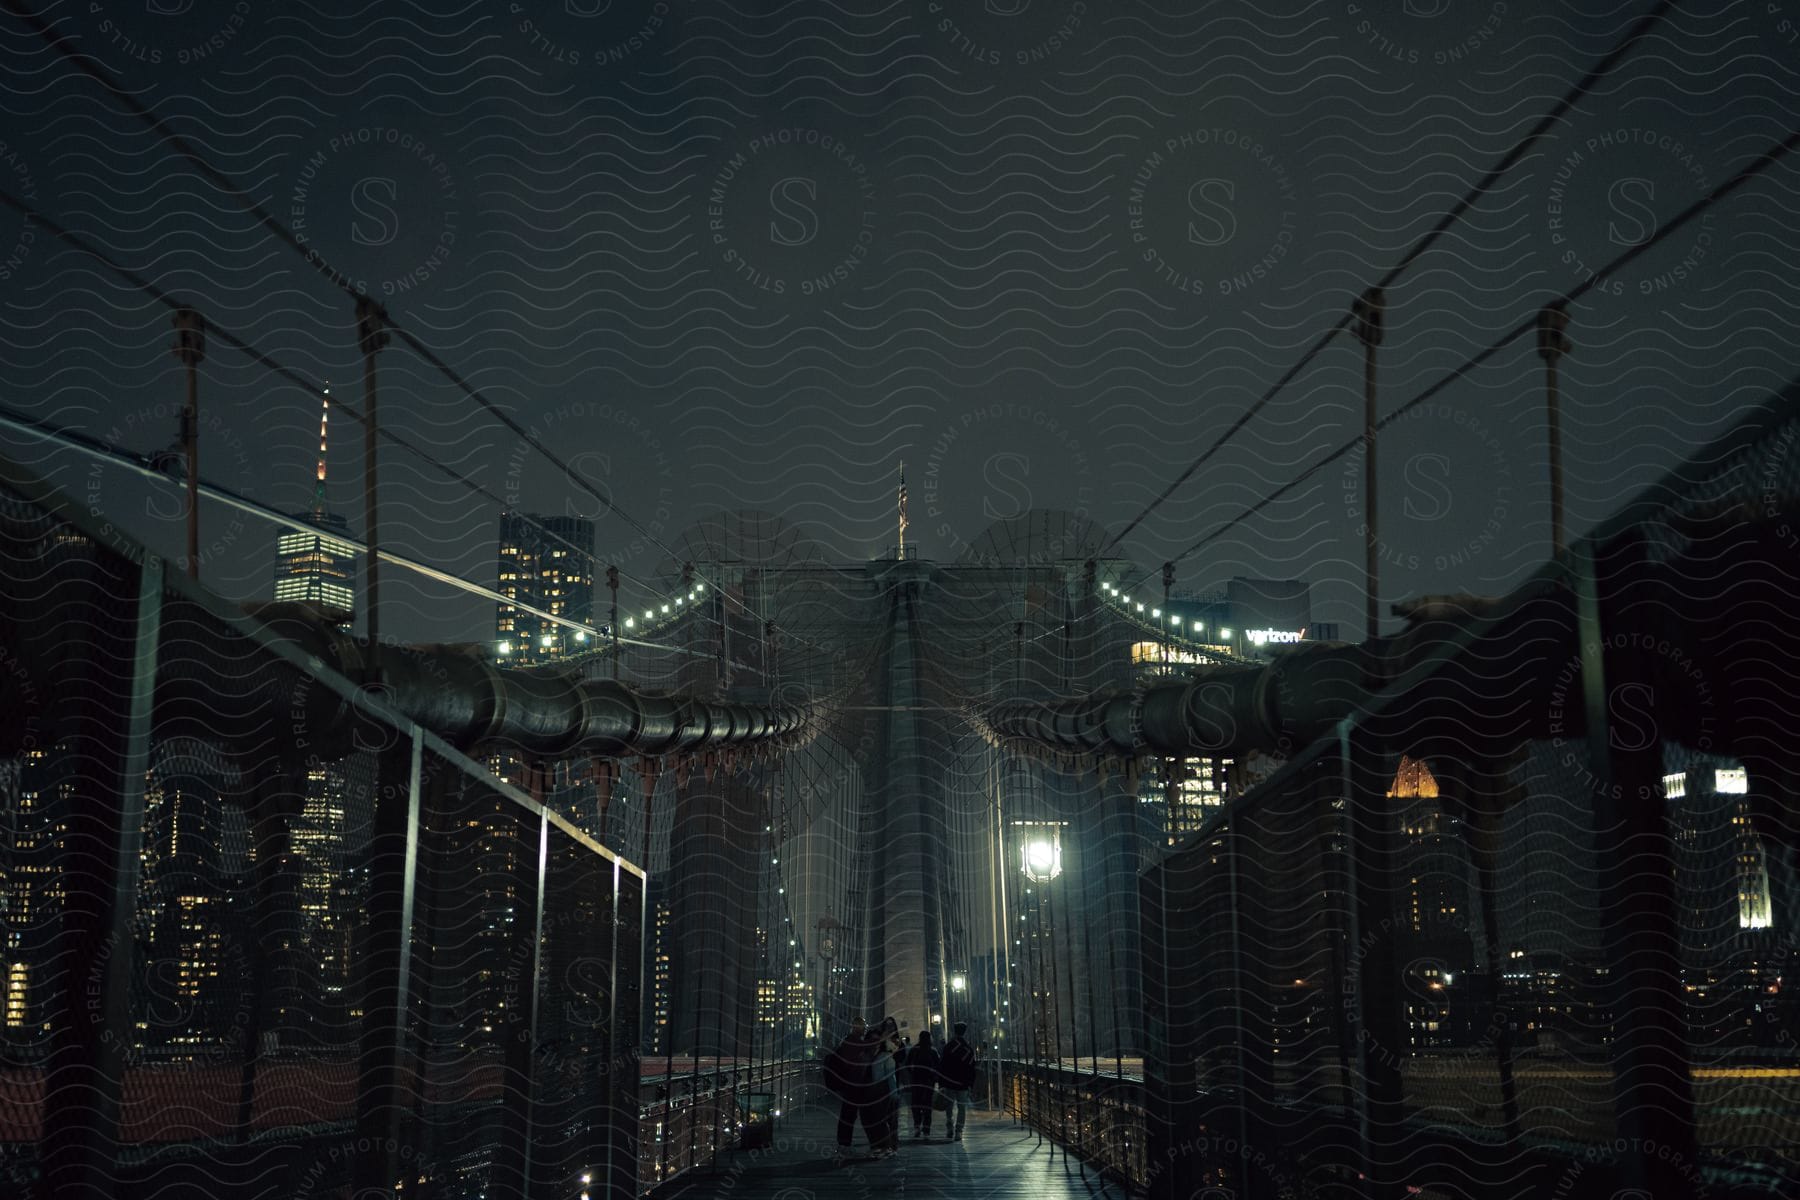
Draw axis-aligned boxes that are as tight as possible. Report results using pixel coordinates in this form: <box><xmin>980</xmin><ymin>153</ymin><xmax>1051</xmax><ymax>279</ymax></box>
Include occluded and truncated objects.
<box><xmin>939</xmin><ymin>1021</ymin><xmax>978</xmax><ymax>1141</ymax></box>
<box><xmin>825</xmin><ymin>1017</ymin><xmax>882</xmax><ymax>1162</ymax></box>
<box><xmin>902</xmin><ymin>1029</ymin><xmax>942</xmax><ymax>1139</ymax></box>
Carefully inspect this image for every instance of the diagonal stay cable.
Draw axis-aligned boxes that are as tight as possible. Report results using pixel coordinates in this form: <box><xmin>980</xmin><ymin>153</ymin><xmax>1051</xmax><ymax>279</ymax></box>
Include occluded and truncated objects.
<box><xmin>0</xmin><ymin>400</ymin><xmax>741</xmax><ymax>660</ymax></box>
<box><xmin>0</xmin><ymin>0</ymin><xmax>364</xmax><ymax>297</ymax></box>
<box><xmin>0</xmin><ymin>184</ymin><xmax>679</xmax><ymax>608</ymax></box>
<box><xmin>1169</xmin><ymin>127</ymin><xmax>1800</xmax><ymax>566</ymax></box>
<box><xmin>1099</xmin><ymin>0</ymin><xmax>1677</xmax><ymax>562</ymax></box>
<box><xmin>2</xmin><ymin>0</ymin><xmax>785</xmax><ymax>638</ymax></box>
<box><xmin>383</xmin><ymin>323</ymin><xmax>713</xmax><ymax>602</ymax></box>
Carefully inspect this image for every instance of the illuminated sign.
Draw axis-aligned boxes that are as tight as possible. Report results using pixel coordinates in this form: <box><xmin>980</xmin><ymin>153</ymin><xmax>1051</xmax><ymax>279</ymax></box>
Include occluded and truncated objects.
<box><xmin>1246</xmin><ymin>628</ymin><xmax>1305</xmax><ymax>646</ymax></box>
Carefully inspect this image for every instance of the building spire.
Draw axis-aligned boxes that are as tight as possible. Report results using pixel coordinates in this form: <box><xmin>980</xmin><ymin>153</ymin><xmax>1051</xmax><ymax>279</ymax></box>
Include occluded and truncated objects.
<box><xmin>897</xmin><ymin>459</ymin><xmax>908</xmax><ymax>559</ymax></box>
<box><xmin>311</xmin><ymin>384</ymin><xmax>330</xmax><ymax>517</ymax></box>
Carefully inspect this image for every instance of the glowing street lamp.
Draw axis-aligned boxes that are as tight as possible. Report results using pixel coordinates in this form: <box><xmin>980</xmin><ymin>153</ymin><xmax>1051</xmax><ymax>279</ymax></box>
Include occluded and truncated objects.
<box><xmin>1013</xmin><ymin>820</ymin><xmax>1067</xmax><ymax>882</ymax></box>
<box><xmin>950</xmin><ymin>973</ymin><xmax>968</xmax><ymax>993</ymax></box>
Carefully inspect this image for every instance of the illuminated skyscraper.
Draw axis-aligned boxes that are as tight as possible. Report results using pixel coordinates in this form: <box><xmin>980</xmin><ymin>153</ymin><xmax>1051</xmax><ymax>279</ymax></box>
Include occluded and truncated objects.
<box><xmin>271</xmin><ymin>389</ymin><xmax>357</xmax><ymax>627</ymax></box>
<box><xmin>264</xmin><ymin>392</ymin><xmax>365</xmax><ymax>1042</ymax></box>
<box><xmin>648</xmin><ymin>890</ymin><xmax>673</xmax><ymax>1055</ymax></box>
<box><xmin>289</xmin><ymin>758</ymin><xmax>364</xmax><ymax>1031</ymax></box>
<box><xmin>1664</xmin><ymin>758</ymin><xmax>1779</xmax><ymax>958</ymax></box>
<box><xmin>0</xmin><ymin>748</ymin><xmax>60</xmax><ymax>1045</ymax></box>
<box><xmin>1139</xmin><ymin>756</ymin><xmax>1230</xmax><ymax>850</ymax></box>
<box><xmin>1388</xmin><ymin>756</ymin><xmax>1479</xmax><ymax>1050</ymax></box>
<box><xmin>135</xmin><ymin>742</ymin><xmax>252</xmax><ymax>1054</ymax></box>
<box><xmin>494</xmin><ymin>513</ymin><xmax>596</xmax><ymax>664</ymax></box>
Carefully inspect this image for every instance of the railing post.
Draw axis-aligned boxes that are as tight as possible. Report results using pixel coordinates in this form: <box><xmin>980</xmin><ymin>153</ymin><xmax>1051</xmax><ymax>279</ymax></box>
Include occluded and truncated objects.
<box><xmin>490</xmin><ymin>800</ymin><xmax>548</xmax><ymax>1200</ymax></box>
<box><xmin>1353</xmin><ymin>287</ymin><xmax>1385</xmax><ymax>642</ymax></box>
<box><xmin>1229</xmin><ymin>808</ymin><xmax>1279</xmax><ymax>1200</ymax></box>
<box><xmin>1446</xmin><ymin>755</ymin><xmax>1525</xmax><ymax>1147</ymax></box>
<box><xmin>351</xmin><ymin>732</ymin><xmax>423</xmax><ymax>1198</ymax></box>
<box><xmin>170</xmin><ymin>309</ymin><xmax>205</xmax><ymax>580</ymax></box>
<box><xmin>1342</xmin><ymin>721</ymin><xmax>1404</xmax><ymax>1199</ymax></box>
<box><xmin>1055</xmin><ymin>863</ymin><xmax>1081</xmax><ymax>1163</ymax></box>
<box><xmin>602</xmin><ymin>863</ymin><xmax>642</xmax><ymax>1200</ymax></box>
<box><xmin>991</xmin><ymin>764</ymin><xmax>1013</xmax><ymax>1121</ymax></box>
<box><xmin>1538</xmin><ymin>306</ymin><xmax>1572</xmax><ymax>560</ymax></box>
<box><xmin>355</xmin><ymin>296</ymin><xmax>390</xmax><ymax>655</ymax></box>
<box><xmin>607</xmin><ymin>564</ymin><xmax>620</xmax><ymax>679</ymax></box>
<box><xmin>1140</xmin><ymin>849</ymin><xmax>1199</xmax><ymax>1200</ymax></box>
<box><xmin>233</xmin><ymin>757</ymin><xmax>307</xmax><ymax>1143</ymax></box>
<box><xmin>1574</xmin><ymin>536</ymin><xmax>1699</xmax><ymax>1198</ymax></box>
<box><xmin>38</xmin><ymin>555</ymin><xmax>162</xmax><ymax>1200</ymax></box>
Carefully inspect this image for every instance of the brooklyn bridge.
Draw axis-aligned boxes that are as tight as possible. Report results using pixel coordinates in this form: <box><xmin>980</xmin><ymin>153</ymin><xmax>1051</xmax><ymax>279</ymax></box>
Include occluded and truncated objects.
<box><xmin>4</xmin><ymin>0</ymin><xmax>1800</xmax><ymax>1198</ymax></box>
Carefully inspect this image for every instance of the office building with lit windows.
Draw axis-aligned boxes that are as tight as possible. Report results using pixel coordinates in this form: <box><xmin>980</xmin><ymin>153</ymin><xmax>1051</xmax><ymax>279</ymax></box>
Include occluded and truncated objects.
<box><xmin>273</xmin><ymin>517</ymin><xmax>357</xmax><ymax>626</ymax></box>
<box><xmin>1664</xmin><ymin>752</ymin><xmax>1782</xmax><ymax>958</ymax></box>
<box><xmin>1128</xmin><ymin>577</ymin><xmax>1327</xmax><ymax>848</ymax></box>
<box><xmin>1659</xmin><ymin>749</ymin><xmax>1795</xmax><ymax>1051</ymax></box>
<box><xmin>494</xmin><ymin>513</ymin><xmax>596</xmax><ymax>664</ymax></box>
<box><xmin>647</xmin><ymin>889</ymin><xmax>673</xmax><ymax>1056</ymax></box>
<box><xmin>1</xmin><ymin>748</ymin><xmax>58</xmax><ymax>1047</ymax></box>
<box><xmin>271</xmin><ymin>392</ymin><xmax>357</xmax><ymax>628</ymax></box>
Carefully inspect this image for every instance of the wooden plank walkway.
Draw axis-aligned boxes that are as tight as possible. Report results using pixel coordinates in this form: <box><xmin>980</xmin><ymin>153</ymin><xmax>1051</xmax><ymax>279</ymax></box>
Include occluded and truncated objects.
<box><xmin>653</xmin><ymin>1100</ymin><xmax>1128</xmax><ymax>1199</ymax></box>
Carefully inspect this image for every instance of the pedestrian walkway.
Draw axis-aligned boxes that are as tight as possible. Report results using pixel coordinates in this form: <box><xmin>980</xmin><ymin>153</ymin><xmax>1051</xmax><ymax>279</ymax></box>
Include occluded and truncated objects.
<box><xmin>653</xmin><ymin>1101</ymin><xmax>1125</xmax><ymax>1199</ymax></box>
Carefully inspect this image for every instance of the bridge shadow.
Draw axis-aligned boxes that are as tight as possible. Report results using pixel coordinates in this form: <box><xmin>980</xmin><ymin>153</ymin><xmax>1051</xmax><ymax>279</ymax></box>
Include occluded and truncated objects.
<box><xmin>652</xmin><ymin>1100</ymin><xmax>1128</xmax><ymax>1199</ymax></box>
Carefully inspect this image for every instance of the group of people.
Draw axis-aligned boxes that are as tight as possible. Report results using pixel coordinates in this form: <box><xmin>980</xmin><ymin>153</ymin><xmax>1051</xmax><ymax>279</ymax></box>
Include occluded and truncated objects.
<box><xmin>823</xmin><ymin>1016</ymin><xmax>978</xmax><ymax>1161</ymax></box>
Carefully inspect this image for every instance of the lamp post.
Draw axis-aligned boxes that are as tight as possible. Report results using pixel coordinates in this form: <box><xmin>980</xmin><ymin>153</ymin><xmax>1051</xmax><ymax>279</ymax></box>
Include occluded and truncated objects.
<box><xmin>1012</xmin><ymin>819</ymin><xmax>1068</xmax><ymax>1097</ymax></box>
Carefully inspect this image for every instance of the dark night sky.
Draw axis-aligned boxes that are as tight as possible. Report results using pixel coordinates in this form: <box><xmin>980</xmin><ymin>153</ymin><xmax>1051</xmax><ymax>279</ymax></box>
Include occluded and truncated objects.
<box><xmin>3</xmin><ymin>0</ymin><xmax>1797</xmax><ymax>646</ymax></box>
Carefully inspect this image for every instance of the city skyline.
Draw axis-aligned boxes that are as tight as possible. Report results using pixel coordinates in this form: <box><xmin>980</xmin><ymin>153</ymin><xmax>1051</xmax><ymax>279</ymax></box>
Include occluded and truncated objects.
<box><xmin>4</xmin><ymin>1</ymin><xmax>1800</xmax><ymax>1196</ymax></box>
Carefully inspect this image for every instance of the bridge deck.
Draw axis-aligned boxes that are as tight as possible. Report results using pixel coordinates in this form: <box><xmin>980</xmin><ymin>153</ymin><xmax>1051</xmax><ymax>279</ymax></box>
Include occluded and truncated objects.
<box><xmin>652</xmin><ymin>1101</ymin><xmax>1126</xmax><ymax>1199</ymax></box>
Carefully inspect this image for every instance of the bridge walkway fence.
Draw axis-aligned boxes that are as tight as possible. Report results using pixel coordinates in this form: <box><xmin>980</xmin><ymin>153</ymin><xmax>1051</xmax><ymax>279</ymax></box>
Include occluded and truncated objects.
<box><xmin>0</xmin><ymin>454</ymin><xmax>700</xmax><ymax>1200</ymax></box>
<box><xmin>1022</xmin><ymin>382</ymin><xmax>1800</xmax><ymax>1200</ymax></box>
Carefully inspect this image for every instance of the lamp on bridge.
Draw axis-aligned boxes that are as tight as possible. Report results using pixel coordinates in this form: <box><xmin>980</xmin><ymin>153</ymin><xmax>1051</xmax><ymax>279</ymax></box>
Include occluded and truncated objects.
<box><xmin>1013</xmin><ymin>820</ymin><xmax>1067</xmax><ymax>882</ymax></box>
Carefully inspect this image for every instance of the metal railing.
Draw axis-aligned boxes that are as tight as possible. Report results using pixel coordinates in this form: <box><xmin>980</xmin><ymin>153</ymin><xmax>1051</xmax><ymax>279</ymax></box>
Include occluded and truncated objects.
<box><xmin>637</xmin><ymin>1059</ymin><xmax>813</xmax><ymax>1192</ymax></box>
<box><xmin>1005</xmin><ymin>1060</ymin><xmax>1148</xmax><ymax>1191</ymax></box>
<box><xmin>1132</xmin><ymin>385</ymin><xmax>1800</xmax><ymax>1200</ymax></box>
<box><xmin>0</xmin><ymin>457</ymin><xmax>647</xmax><ymax>1200</ymax></box>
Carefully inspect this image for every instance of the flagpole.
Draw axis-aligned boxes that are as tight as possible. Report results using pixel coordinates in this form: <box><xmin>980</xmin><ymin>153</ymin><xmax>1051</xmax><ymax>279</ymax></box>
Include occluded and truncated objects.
<box><xmin>898</xmin><ymin>460</ymin><xmax>908</xmax><ymax>560</ymax></box>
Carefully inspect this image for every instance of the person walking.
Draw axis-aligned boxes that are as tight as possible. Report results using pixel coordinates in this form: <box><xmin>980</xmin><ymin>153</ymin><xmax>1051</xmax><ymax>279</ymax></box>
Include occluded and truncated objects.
<box><xmin>825</xmin><ymin>1017</ymin><xmax>882</xmax><ymax>1163</ymax></box>
<box><xmin>869</xmin><ymin>1018</ymin><xmax>904</xmax><ymax>1156</ymax></box>
<box><xmin>903</xmin><ymin>1029</ymin><xmax>942</xmax><ymax>1139</ymax></box>
<box><xmin>939</xmin><ymin>1021</ymin><xmax>978</xmax><ymax>1142</ymax></box>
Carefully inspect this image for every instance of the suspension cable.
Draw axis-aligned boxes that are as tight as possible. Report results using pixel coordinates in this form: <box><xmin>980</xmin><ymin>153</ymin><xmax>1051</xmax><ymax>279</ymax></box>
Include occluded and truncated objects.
<box><xmin>1</xmin><ymin>0</ymin><xmax>784</xmax><ymax>639</ymax></box>
<box><xmin>1099</xmin><ymin>0</ymin><xmax>1677</xmax><ymax>560</ymax></box>
<box><xmin>1168</xmin><ymin>127</ymin><xmax>1800</xmax><ymax>566</ymax></box>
